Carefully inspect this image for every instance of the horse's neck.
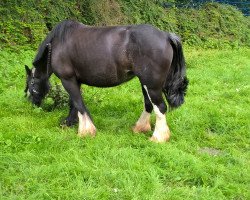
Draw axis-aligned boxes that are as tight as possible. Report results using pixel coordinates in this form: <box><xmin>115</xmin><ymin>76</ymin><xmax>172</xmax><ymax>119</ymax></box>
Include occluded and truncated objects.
<box><xmin>34</xmin><ymin>63</ymin><xmax>50</xmax><ymax>79</ymax></box>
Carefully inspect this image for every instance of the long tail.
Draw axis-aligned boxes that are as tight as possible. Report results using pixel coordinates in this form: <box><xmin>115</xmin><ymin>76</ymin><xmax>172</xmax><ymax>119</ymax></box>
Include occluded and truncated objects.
<box><xmin>163</xmin><ymin>33</ymin><xmax>189</xmax><ymax>109</ymax></box>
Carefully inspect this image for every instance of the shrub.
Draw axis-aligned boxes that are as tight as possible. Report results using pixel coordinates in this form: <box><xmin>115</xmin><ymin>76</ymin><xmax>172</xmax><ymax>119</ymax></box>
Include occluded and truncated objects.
<box><xmin>119</xmin><ymin>0</ymin><xmax>177</xmax><ymax>32</ymax></box>
<box><xmin>0</xmin><ymin>1</ymin><xmax>249</xmax><ymax>48</ymax></box>
<box><xmin>47</xmin><ymin>84</ymin><xmax>68</xmax><ymax>109</ymax></box>
<box><xmin>176</xmin><ymin>2</ymin><xmax>250</xmax><ymax>48</ymax></box>
<box><xmin>0</xmin><ymin>1</ymin><xmax>46</xmax><ymax>47</ymax></box>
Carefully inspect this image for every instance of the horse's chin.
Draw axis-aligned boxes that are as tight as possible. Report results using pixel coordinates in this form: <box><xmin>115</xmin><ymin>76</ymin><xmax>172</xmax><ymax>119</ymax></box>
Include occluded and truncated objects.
<box><xmin>30</xmin><ymin>96</ymin><xmax>42</xmax><ymax>107</ymax></box>
<box><xmin>33</xmin><ymin>101</ymin><xmax>42</xmax><ymax>107</ymax></box>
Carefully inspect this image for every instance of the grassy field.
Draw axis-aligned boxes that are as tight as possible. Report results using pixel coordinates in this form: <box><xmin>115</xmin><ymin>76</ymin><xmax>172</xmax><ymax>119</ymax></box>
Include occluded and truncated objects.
<box><xmin>0</xmin><ymin>47</ymin><xmax>249</xmax><ymax>199</ymax></box>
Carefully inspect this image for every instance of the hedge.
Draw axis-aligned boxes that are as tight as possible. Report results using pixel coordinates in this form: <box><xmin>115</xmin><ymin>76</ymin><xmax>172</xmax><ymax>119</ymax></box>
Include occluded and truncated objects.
<box><xmin>0</xmin><ymin>0</ymin><xmax>249</xmax><ymax>48</ymax></box>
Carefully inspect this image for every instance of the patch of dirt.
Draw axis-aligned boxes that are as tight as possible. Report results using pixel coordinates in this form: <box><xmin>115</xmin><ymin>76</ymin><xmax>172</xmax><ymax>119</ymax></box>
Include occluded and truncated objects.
<box><xmin>198</xmin><ymin>147</ymin><xmax>223</xmax><ymax>156</ymax></box>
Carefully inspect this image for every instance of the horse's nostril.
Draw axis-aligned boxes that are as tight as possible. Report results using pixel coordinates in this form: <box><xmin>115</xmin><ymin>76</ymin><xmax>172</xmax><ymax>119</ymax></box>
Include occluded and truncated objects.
<box><xmin>33</xmin><ymin>89</ymin><xmax>39</xmax><ymax>94</ymax></box>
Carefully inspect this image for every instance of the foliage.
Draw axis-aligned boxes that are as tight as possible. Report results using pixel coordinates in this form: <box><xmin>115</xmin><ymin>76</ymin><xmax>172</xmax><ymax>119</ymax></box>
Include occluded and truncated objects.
<box><xmin>46</xmin><ymin>84</ymin><xmax>69</xmax><ymax>110</ymax></box>
<box><xmin>119</xmin><ymin>0</ymin><xmax>178</xmax><ymax>32</ymax></box>
<box><xmin>176</xmin><ymin>3</ymin><xmax>250</xmax><ymax>48</ymax></box>
<box><xmin>88</xmin><ymin>0</ymin><xmax>127</xmax><ymax>26</ymax></box>
<box><xmin>0</xmin><ymin>0</ymin><xmax>126</xmax><ymax>48</ymax></box>
<box><xmin>0</xmin><ymin>0</ymin><xmax>249</xmax><ymax>49</ymax></box>
<box><xmin>0</xmin><ymin>1</ymin><xmax>46</xmax><ymax>47</ymax></box>
<box><xmin>0</xmin><ymin>48</ymin><xmax>250</xmax><ymax>199</ymax></box>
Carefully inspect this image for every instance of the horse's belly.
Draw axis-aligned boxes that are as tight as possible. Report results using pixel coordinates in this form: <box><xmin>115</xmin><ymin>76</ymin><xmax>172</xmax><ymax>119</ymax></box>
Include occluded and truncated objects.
<box><xmin>80</xmin><ymin>69</ymin><xmax>135</xmax><ymax>87</ymax></box>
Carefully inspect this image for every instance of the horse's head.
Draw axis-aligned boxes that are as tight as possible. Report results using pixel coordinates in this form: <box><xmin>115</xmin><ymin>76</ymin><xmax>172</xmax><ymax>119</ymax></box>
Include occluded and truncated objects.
<box><xmin>24</xmin><ymin>65</ymin><xmax>50</xmax><ymax>106</ymax></box>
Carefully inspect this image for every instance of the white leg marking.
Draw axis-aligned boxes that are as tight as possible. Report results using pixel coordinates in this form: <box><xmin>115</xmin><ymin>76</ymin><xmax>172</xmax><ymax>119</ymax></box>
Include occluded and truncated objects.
<box><xmin>151</xmin><ymin>105</ymin><xmax>170</xmax><ymax>142</ymax></box>
<box><xmin>78</xmin><ymin>112</ymin><xmax>96</xmax><ymax>137</ymax></box>
<box><xmin>143</xmin><ymin>85</ymin><xmax>152</xmax><ymax>102</ymax></box>
<box><xmin>133</xmin><ymin>110</ymin><xmax>151</xmax><ymax>133</ymax></box>
<box><xmin>143</xmin><ymin>85</ymin><xmax>170</xmax><ymax>142</ymax></box>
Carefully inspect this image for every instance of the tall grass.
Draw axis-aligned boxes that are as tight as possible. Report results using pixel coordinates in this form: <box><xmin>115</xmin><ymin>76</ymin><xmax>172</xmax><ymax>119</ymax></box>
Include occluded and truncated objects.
<box><xmin>0</xmin><ymin>48</ymin><xmax>249</xmax><ymax>199</ymax></box>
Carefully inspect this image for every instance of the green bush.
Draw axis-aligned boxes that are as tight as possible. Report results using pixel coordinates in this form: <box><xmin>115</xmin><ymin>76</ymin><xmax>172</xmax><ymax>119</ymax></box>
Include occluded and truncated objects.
<box><xmin>0</xmin><ymin>0</ymin><xmax>249</xmax><ymax>49</ymax></box>
<box><xmin>47</xmin><ymin>84</ymin><xmax>69</xmax><ymax>109</ymax></box>
<box><xmin>0</xmin><ymin>1</ymin><xmax>46</xmax><ymax>47</ymax></box>
<box><xmin>176</xmin><ymin>3</ymin><xmax>250</xmax><ymax>48</ymax></box>
<box><xmin>119</xmin><ymin>0</ymin><xmax>177</xmax><ymax>32</ymax></box>
<box><xmin>0</xmin><ymin>0</ymin><xmax>127</xmax><ymax>48</ymax></box>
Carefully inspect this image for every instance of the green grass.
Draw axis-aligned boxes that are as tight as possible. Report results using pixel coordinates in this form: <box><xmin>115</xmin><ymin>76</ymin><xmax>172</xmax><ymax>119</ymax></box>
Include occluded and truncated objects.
<box><xmin>0</xmin><ymin>47</ymin><xmax>249</xmax><ymax>199</ymax></box>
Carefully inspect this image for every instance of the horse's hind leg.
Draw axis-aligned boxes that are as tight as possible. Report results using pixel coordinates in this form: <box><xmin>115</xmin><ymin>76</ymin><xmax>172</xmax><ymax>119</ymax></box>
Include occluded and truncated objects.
<box><xmin>133</xmin><ymin>85</ymin><xmax>153</xmax><ymax>133</ymax></box>
<box><xmin>61</xmin><ymin>77</ymin><xmax>96</xmax><ymax>137</ymax></box>
<box><xmin>143</xmin><ymin>86</ymin><xmax>171</xmax><ymax>142</ymax></box>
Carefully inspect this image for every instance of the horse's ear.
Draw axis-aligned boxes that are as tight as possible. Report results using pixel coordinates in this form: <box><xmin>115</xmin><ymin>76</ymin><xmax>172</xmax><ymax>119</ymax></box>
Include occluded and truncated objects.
<box><xmin>25</xmin><ymin>65</ymin><xmax>31</xmax><ymax>75</ymax></box>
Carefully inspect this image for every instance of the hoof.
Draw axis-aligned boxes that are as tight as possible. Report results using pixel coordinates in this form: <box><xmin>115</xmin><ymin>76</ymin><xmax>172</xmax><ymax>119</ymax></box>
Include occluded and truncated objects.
<box><xmin>78</xmin><ymin>126</ymin><xmax>96</xmax><ymax>138</ymax></box>
<box><xmin>132</xmin><ymin>123</ymin><xmax>151</xmax><ymax>133</ymax></box>
<box><xmin>78</xmin><ymin>112</ymin><xmax>96</xmax><ymax>138</ymax></box>
<box><xmin>60</xmin><ymin>117</ymin><xmax>78</xmax><ymax>127</ymax></box>
<box><xmin>149</xmin><ymin>133</ymin><xmax>170</xmax><ymax>143</ymax></box>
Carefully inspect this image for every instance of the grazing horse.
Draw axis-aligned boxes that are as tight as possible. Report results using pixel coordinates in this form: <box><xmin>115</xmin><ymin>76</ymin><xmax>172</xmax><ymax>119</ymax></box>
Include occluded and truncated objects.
<box><xmin>25</xmin><ymin>20</ymin><xmax>188</xmax><ymax>143</ymax></box>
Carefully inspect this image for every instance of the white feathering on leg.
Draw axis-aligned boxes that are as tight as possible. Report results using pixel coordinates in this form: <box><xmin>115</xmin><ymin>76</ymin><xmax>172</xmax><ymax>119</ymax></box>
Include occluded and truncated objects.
<box><xmin>133</xmin><ymin>109</ymin><xmax>151</xmax><ymax>133</ymax></box>
<box><xmin>143</xmin><ymin>85</ymin><xmax>170</xmax><ymax>142</ymax></box>
<box><xmin>78</xmin><ymin>112</ymin><xmax>96</xmax><ymax>137</ymax></box>
<box><xmin>152</xmin><ymin>105</ymin><xmax>170</xmax><ymax>142</ymax></box>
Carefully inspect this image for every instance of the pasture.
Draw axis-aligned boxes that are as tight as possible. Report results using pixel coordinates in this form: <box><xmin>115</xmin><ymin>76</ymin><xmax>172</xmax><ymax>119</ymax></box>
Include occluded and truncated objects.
<box><xmin>0</xmin><ymin>48</ymin><xmax>249</xmax><ymax>199</ymax></box>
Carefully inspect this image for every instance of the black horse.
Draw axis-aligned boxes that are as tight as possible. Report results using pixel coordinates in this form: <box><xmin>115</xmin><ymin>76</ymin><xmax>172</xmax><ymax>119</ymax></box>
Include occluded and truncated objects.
<box><xmin>25</xmin><ymin>20</ymin><xmax>188</xmax><ymax>142</ymax></box>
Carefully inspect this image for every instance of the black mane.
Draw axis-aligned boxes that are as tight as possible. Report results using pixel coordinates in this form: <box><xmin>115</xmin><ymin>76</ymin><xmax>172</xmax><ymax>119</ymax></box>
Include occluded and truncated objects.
<box><xmin>33</xmin><ymin>20</ymin><xmax>80</xmax><ymax>66</ymax></box>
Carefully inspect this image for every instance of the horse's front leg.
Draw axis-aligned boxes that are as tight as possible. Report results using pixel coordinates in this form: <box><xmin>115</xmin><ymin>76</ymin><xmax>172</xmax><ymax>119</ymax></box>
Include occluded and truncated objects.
<box><xmin>61</xmin><ymin>97</ymin><xmax>78</xmax><ymax>127</ymax></box>
<box><xmin>61</xmin><ymin>77</ymin><xmax>96</xmax><ymax>137</ymax></box>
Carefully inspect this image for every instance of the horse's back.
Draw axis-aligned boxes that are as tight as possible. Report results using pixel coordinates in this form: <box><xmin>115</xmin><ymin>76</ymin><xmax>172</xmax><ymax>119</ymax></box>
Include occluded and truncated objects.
<box><xmin>51</xmin><ymin>24</ymin><xmax>133</xmax><ymax>86</ymax></box>
<box><xmin>51</xmin><ymin>22</ymin><xmax>172</xmax><ymax>87</ymax></box>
